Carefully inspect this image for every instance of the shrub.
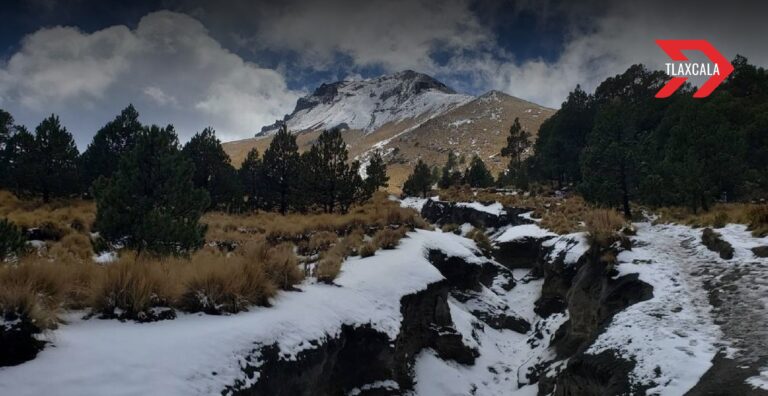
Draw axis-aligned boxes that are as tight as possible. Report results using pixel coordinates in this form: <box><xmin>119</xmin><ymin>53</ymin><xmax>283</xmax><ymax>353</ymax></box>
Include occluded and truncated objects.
<box><xmin>89</xmin><ymin>256</ymin><xmax>169</xmax><ymax>319</ymax></box>
<box><xmin>373</xmin><ymin>227</ymin><xmax>407</xmax><ymax>250</ymax></box>
<box><xmin>584</xmin><ymin>209</ymin><xmax>626</xmax><ymax>248</ymax></box>
<box><xmin>359</xmin><ymin>241</ymin><xmax>378</xmax><ymax>257</ymax></box>
<box><xmin>467</xmin><ymin>228</ymin><xmax>492</xmax><ymax>256</ymax></box>
<box><xmin>179</xmin><ymin>259</ymin><xmax>247</xmax><ymax>314</ymax></box>
<box><xmin>262</xmin><ymin>243</ymin><xmax>303</xmax><ymax>290</ymax></box>
<box><xmin>441</xmin><ymin>223</ymin><xmax>460</xmax><ymax>234</ymax></box>
<box><xmin>749</xmin><ymin>204</ymin><xmax>768</xmax><ymax>237</ymax></box>
<box><xmin>48</xmin><ymin>233</ymin><xmax>93</xmax><ymax>262</ymax></box>
<box><xmin>301</xmin><ymin>231</ymin><xmax>338</xmax><ymax>255</ymax></box>
<box><xmin>0</xmin><ymin>218</ymin><xmax>26</xmax><ymax>261</ymax></box>
<box><xmin>316</xmin><ymin>252</ymin><xmax>344</xmax><ymax>284</ymax></box>
<box><xmin>0</xmin><ymin>259</ymin><xmax>69</xmax><ymax>330</ymax></box>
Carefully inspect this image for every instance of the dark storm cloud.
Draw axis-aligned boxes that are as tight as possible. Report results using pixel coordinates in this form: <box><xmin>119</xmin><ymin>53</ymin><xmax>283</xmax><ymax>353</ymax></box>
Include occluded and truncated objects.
<box><xmin>0</xmin><ymin>0</ymin><xmax>766</xmax><ymax>146</ymax></box>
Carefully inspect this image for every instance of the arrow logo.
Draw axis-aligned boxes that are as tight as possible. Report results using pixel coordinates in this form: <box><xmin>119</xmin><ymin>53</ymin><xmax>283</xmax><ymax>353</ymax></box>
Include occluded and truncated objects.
<box><xmin>655</xmin><ymin>40</ymin><xmax>734</xmax><ymax>98</ymax></box>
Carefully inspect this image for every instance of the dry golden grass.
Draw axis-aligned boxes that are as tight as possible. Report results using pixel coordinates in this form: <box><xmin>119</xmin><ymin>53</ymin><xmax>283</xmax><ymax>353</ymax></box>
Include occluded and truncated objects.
<box><xmin>0</xmin><ymin>191</ymin><xmax>96</xmax><ymax>236</ymax></box>
<box><xmin>441</xmin><ymin>223</ymin><xmax>460</xmax><ymax>234</ymax></box>
<box><xmin>0</xmin><ymin>189</ymin><xmax>427</xmax><ymax>327</ymax></box>
<box><xmin>749</xmin><ymin>204</ymin><xmax>768</xmax><ymax>237</ymax></box>
<box><xmin>359</xmin><ymin>242</ymin><xmax>377</xmax><ymax>258</ymax></box>
<box><xmin>89</xmin><ymin>255</ymin><xmax>171</xmax><ymax>317</ymax></box>
<box><xmin>372</xmin><ymin>227</ymin><xmax>408</xmax><ymax>250</ymax></box>
<box><xmin>0</xmin><ymin>257</ymin><xmax>74</xmax><ymax>330</ymax></box>
<box><xmin>584</xmin><ymin>209</ymin><xmax>627</xmax><ymax>248</ymax></box>
<box><xmin>316</xmin><ymin>252</ymin><xmax>344</xmax><ymax>284</ymax></box>
<box><xmin>467</xmin><ymin>227</ymin><xmax>492</xmax><ymax>256</ymax></box>
<box><xmin>0</xmin><ymin>284</ymin><xmax>59</xmax><ymax>331</ymax></box>
<box><xmin>654</xmin><ymin>203</ymin><xmax>768</xmax><ymax>237</ymax></box>
<box><xmin>204</xmin><ymin>192</ymin><xmax>429</xmax><ymax>244</ymax></box>
<box><xmin>48</xmin><ymin>233</ymin><xmax>93</xmax><ymax>262</ymax></box>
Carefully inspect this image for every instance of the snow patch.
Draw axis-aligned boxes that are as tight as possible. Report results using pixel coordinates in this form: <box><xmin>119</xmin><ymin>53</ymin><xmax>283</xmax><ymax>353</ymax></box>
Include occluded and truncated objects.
<box><xmin>456</xmin><ymin>201</ymin><xmax>505</xmax><ymax>216</ymax></box>
<box><xmin>494</xmin><ymin>224</ymin><xmax>556</xmax><ymax>243</ymax></box>
<box><xmin>541</xmin><ymin>232</ymin><xmax>589</xmax><ymax>266</ymax></box>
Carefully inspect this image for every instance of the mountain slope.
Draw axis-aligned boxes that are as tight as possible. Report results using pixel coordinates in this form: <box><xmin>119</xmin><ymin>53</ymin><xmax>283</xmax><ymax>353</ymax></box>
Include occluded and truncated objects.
<box><xmin>358</xmin><ymin>90</ymin><xmax>555</xmax><ymax>190</ymax></box>
<box><xmin>258</xmin><ymin>70</ymin><xmax>472</xmax><ymax>136</ymax></box>
<box><xmin>222</xmin><ymin>73</ymin><xmax>554</xmax><ymax>192</ymax></box>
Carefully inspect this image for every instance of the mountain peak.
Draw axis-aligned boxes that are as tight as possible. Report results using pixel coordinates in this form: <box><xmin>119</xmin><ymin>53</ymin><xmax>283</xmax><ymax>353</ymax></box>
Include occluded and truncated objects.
<box><xmin>258</xmin><ymin>71</ymin><xmax>471</xmax><ymax>136</ymax></box>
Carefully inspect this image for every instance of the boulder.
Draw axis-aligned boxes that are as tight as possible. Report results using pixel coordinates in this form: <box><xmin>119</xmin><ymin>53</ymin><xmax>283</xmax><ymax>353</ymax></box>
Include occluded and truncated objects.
<box><xmin>701</xmin><ymin>228</ymin><xmax>734</xmax><ymax>260</ymax></box>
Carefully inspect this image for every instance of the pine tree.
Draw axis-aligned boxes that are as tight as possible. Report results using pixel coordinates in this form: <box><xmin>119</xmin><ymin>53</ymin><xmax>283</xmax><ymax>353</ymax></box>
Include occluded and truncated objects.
<box><xmin>338</xmin><ymin>160</ymin><xmax>364</xmax><ymax>213</ymax></box>
<box><xmin>262</xmin><ymin>124</ymin><xmax>300</xmax><ymax>214</ymax></box>
<box><xmin>33</xmin><ymin>115</ymin><xmax>80</xmax><ymax>202</ymax></box>
<box><xmin>0</xmin><ymin>109</ymin><xmax>16</xmax><ymax>188</ymax></box>
<box><xmin>464</xmin><ymin>155</ymin><xmax>494</xmax><ymax>188</ymax></box>
<box><xmin>305</xmin><ymin>128</ymin><xmax>352</xmax><ymax>213</ymax></box>
<box><xmin>363</xmin><ymin>150</ymin><xmax>389</xmax><ymax>198</ymax></box>
<box><xmin>239</xmin><ymin>148</ymin><xmax>264</xmax><ymax>210</ymax></box>
<box><xmin>438</xmin><ymin>150</ymin><xmax>463</xmax><ymax>189</ymax></box>
<box><xmin>658</xmin><ymin>100</ymin><xmax>745</xmax><ymax>211</ymax></box>
<box><xmin>2</xmin><ymin>126</ymin><xmax>36</xmax><ymax>196</ymax></box>
<box><xmin>182</xmin><ymin>128</ymin><xmax>242</xmax><ymax>211</ymax></box>
<box><xmin>0</xmin><ymin>218</ymin><xmax>26</xmax><ymax>261</ymax></box>
<box><xmin>402</xmin><ymin>159</ymin><xmax>433</xmax><ymax>198</ymax></box>
<box><xmin>530</xmin><ymin>86</ymin><xmax>593</xmax><ymax>187</ymax></box>
<box><xmin>80</xmin><ymin>105</ymin><xmax>142</xmax><ymax>189</ymax></box>
<box><xmin>500</xmin><ymin>117</ymin><xmax>532</xmax><ymax>188</ymax></box>
<box><xmin>578</xmin><ymin>104</ymin><xmax>638</xmax><ymax>218</ymax></box>
<box><xmin>93</xmin><ymin>125</ymin><xmax>209</xmax><ymax>256</ymax></box>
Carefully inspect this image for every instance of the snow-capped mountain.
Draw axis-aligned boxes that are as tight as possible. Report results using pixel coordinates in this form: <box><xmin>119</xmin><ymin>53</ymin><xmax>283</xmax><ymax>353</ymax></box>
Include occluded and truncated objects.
<box><xmin>223</xmin><ymin>71</ymin><xmax>554</xmax><ymax>192</ymax></box>
<box><xmin>258</xmin><ymin>70</ymin><xmax>472</xmax><ymax>135</ymax></box>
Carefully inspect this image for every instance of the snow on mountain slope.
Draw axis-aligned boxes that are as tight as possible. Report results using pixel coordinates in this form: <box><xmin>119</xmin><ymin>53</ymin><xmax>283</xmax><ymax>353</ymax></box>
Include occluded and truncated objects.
<box><xmin>259</xmin><ymin>70</ymin><xmax>472</xmax><ymax>136</ymax></box>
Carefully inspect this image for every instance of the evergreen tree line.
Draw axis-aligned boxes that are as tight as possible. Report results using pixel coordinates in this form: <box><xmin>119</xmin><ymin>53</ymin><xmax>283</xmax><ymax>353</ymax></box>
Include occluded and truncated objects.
<box><xmin>0</xmin><ymin>106</ymin><xmax>388</xmax><ymax>254</ymax></box>
<box><xmin>403</xmin><ymin>152</ymin><xmax>496</xmax><ymax>198</ymax></box>
<box><xmin>527</xmin><ymin>56</ymin><xmax>768</xmax><ymax>217</ymax></box>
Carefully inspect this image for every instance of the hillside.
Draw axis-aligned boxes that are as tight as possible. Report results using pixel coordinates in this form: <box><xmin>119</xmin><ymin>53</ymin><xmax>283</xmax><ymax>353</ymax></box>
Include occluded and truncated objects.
<box><xmin>222</xmin><ymin>73</ymin><xmax>553</xmax><ymax>192</ymax></box>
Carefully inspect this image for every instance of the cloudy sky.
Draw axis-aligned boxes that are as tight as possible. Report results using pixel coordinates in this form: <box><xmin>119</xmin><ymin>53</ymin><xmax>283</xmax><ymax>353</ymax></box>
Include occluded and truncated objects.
<box><xmin>1</xmin><ymin>0</ymin><xmax>766</xmax><ymax>147</ymax></box>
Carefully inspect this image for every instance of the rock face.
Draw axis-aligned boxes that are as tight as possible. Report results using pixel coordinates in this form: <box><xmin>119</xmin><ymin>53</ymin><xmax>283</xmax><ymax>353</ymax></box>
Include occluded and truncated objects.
<box><xmin>494</xmin><ymin>235</ymin><xmax>554</xmax><ymax>269</ymax></box>
<box><xmin>535</xmin><ymin>242</ymin><xmax>655</xmax><ymax>395</ymax></box>
<box><xmin>420</xmin><ymin>199</ymin><xmax>532</xmax><ymax>229</ymax></box>
<box><xmin>701</xmin><ymin>228</ymin><xmax>735</xmax><ymax>259</ymax></box>
<box><xmin>544</xmin><ymin>350</ymin><xmax>649</xmax><ymax>396</ymax></box>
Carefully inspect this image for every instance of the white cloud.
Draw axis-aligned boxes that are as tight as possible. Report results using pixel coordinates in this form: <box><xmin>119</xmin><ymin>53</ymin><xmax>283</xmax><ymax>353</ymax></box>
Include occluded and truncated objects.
<box><xmin>0</xmin><ymin>10</ymin><xmax>300</xmax><ymax>146</ymax></box>
<box><xmin>244</xmin><ymin>0</ymin><xmax>489</xmax><ymax>73</ymax></box>
<box><xmin>446</xmin><ymin>1</ymin><xmax>768</xmax><ymax>108</ymax></box>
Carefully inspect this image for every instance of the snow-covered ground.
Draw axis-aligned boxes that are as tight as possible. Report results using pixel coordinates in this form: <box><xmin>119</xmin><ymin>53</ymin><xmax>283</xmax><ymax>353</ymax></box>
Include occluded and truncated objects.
<box><xmin>0</xmin><ymin>230</ymin><xmax>479</xmax><ymax>396</ymax></box>
<box><xmin>587</xmin><ymin>222</ymin><xmax>768</xmax><ymax>394</ymax></box>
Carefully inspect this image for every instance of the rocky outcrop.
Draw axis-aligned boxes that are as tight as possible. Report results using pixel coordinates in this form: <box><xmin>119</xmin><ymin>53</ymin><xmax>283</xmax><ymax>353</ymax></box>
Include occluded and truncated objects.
<box><xmin>0</xmin><ymin>314</ymin><xmax>45</xmax><ymax>367</ymax></box>
<box><xmin>702</xmin><ymin>228</ymin><xmax>734</xmax><ymax>260</ymax></box>
<box><xmin>229</xmin><ymin>256</ymin><xmax>484</xmax><ymax>395</ymax></box>
<box><xmin>554</xmin><ymin>260</ymin><xmax>653</xmax><ymax>357</ymax></box>
<box><xmin>494</xmin><ymin>235</ymin><xmax>555</xmax><ymax>269</ymax></box>
<box><xmin>540</xmin><ymin>350</ymin><xmax>650</xmax><ymax>396</ymax></box>
<box><xmin>427</xmin><ymin>249</ymin><xmax>515</xmax><ymax>292</ymax></box>
<box><xmin>420</xmin><ymin>200</ymin><xmax>532</xmax><ymax>229</ymax></box>
<box><xmin>751</xmin><ymin>245</ymin><xmax>768</xmax><ymax>258</ymax></box>
<box><xmin>533</xmin><ymin>239</ymin><xmax>654</xmax><ymax>395</ymax></box>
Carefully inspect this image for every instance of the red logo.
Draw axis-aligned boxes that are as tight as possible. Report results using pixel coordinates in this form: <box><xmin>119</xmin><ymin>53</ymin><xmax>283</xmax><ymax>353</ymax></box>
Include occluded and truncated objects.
<box><xmin>655</xmin><ymin>40</ymin><xmax>734</xmax><ymax>98</ymax></box>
